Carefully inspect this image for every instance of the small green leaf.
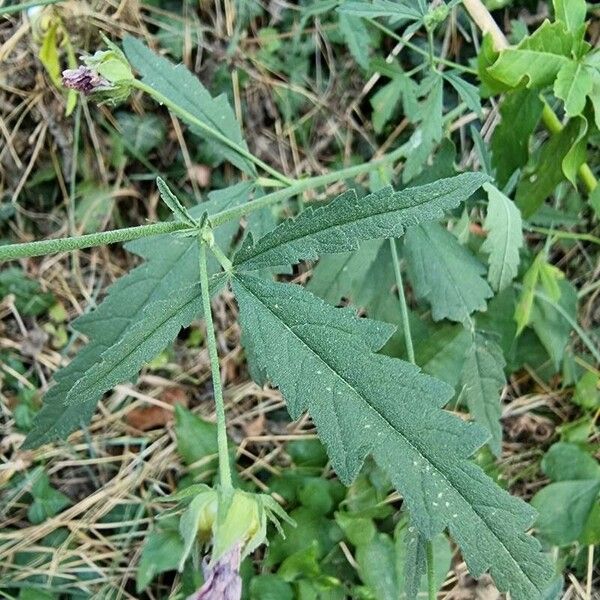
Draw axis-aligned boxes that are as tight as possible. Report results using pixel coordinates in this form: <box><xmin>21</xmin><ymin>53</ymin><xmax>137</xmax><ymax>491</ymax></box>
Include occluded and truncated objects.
<box><xmin>553</xmin><ymin>60</ymin><xmax>594</xmax><ymax>118</ymax></box>
<box><xmin>339</xmin><ymin>12</ymin><xmax>371</xmax><ymax>69</ymax></box>
<box><xmin>174</xmin><ymin>405</ymin><xmax>218</xmax><ymax>468</ymax></box>
<box><xmin>27</xmin><ymin>470</ymin><xmax>71</xmax><ymax>524</ymax></box>
<box><xmin>542</xmin><ymin>443</ymin><xmax>600</xmax><ymax>482</ymax></box>
<box><xmin>156</xmin><ymin>177</ymin><xmax>198</xmax><ymax>228</ymax></box>
<box><xmin>136</xmin><ymin>524</ymin><xmax>184</xmax><ymax>592</ymax></box>
<box><xmin>532</xmin><ymin>480</ymin><xmax>600</xmax><ymax>546</ymax></box>
<box><xmin>234</xmin><ymin>173</ymin><xmax>488</xmax><ymax>272</ymax></box>
<box><xmin>553</xmin><ymin>0</ymin><xmax>587</xmax><ymax>33</ymax></box>
<box><xmin>530</xmin><ymin>279</ymin><xmax>576</xmax><ymax>370</ymax></box>
<box><xmin>337</xmin><ymin>0</ymin><xmax>422</xmax><ymax>21</ymax></box>
<box><xmin>481</xmin><ymin>183</ymin><xmax>523</xmax><ymax>292</ymax></box>
<box><xmin>404</xmin><ymin>222</ymin><xmax>493</xmax><ymax>322</ymax></box>
<box><xmin>491</xmin><ymin>88</ymin><xmax>543</xmax><ymax>187</ymax></box>
<box><xmin>460</xmin><ymin>333</ymin><xmax>506</xmax><ymax>456</ymax></box>
<box><xmin>443</xmin><ymin>72</ymin><xmax>482</xmax><ymax>117</ymax></box>
<box><xmin>356</xmin><ymin>533</ymin><xmax>397</xmax><ymax>599</ymax></box>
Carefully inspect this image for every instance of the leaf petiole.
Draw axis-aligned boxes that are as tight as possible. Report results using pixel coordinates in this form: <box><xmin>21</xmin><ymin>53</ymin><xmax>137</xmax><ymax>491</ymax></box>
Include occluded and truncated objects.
<box><xmin>198</xmin><ymin>238</ymin><xmax>233</xmax><ymax>491</ymax></box>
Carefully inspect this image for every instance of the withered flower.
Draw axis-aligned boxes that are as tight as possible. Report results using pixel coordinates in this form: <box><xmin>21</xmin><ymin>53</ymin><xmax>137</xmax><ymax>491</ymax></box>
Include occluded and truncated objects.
<box><xmin>188</xmin><ymin>543</ymin><xmax>242</xmax><ymax>600</ymax></box>
<box><xmin>62</xmin><ymin>66</ymin><xmax>109</xmax><ymax>95</ymax></box>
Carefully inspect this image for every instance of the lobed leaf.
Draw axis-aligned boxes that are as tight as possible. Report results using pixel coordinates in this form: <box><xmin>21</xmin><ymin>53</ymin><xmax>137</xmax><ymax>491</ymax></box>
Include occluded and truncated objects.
<box><xmin>233</xmin><ymin>173</ymin><xmax>488</xmax><ymax>272</ymax></box>
<box><xmin>23</xmin><ymin>184</ymin><xmax>251</xmax><ymax>448</ymax></box>
<box><xmin>232</xmin><ymin>273</ymin><xmax>553</xmax><ymax>600</ymax></box>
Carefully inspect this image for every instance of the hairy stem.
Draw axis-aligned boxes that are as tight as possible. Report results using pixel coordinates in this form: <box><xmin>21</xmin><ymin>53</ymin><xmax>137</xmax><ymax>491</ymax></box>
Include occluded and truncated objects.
<box><xmin>131</xmin><ymin>80</ymin><xmax>294</xmax><ymax>187</ymax></box>
<box><xmin>390</xmin><ymin>239</ymin><xmax>415</xmax><ymax>364</ymax></box>
<box><xmin>0</xmin><ymin>143</ymin><xmax>410</xmax><ymax>262</ymax></box>
<box><xmin>198</xmin><ymin>239</ymin><xmax>233</xmax><ymax>491</ymax></box>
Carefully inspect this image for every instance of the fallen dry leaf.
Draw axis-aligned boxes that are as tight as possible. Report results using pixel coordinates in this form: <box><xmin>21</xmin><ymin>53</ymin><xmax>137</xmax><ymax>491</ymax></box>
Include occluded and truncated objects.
<box><xmin>126</xmin><ymin>387</ymin><xmax>188</xmax><ymax>431</ymax></box>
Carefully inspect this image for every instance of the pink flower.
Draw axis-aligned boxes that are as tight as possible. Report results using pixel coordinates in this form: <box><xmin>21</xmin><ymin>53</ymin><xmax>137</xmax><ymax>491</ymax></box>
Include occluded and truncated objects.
<box><xmin>61</xmin><ymin>66</ymin><xmax>109</xmax><ymax>95</ymax></box>
<box><xmin>188</xmin><ymin>543</ymin><xmax>242</xmax><ymax>600</ymax></box>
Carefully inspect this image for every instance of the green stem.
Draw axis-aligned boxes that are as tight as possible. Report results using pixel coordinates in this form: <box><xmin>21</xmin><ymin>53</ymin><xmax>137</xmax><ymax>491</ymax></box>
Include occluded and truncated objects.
<box><xmin>209</xmin><ymin>240</ymin><xmax>233</xmax><ymax>272</ymax></box>
<box><xmin>540</xmin><ymin>99</ymin><xmax>597</xmax><ymax>194</ymax></box>
<box><xmin>131</xmin><ymin>80</ymin><xmax>294</xmax><ymax>187</ymax></box>
<box><xmin>526</xmin><ymin>225</ymin><xmax>600</xmax><ymax>246</ymax></box>
<box><xmin>426</xmin><ymin>540</ymin><xmax>436</xmax><ymax>600</ymax></box>
<box><xmin>368</xmin><ymin>18</ymin><xmax>478</xmax><ymax>75</ymax></box>
<box><xmin>389</xmin><ymin>239</ymin><xmax>415</xmax><ymax>364</ymax></box>
<box><xmin>0</xmin><ymin>143</ymin><xmax>411</xmax><ymax>262</ymax></box>
<box><xmin>0</xmin><ymin>221</ymin><xmax>188</xmax><ymax>261</ymax></box>
<box><xmin>198</xmin><ymin>240</ymin><xmax>233</xmax><ymax>491</ymax></box>
<box><xmin>211</xmin><ymin>143</ymin><xmax>410</xmax><ymax>226</ymax></box>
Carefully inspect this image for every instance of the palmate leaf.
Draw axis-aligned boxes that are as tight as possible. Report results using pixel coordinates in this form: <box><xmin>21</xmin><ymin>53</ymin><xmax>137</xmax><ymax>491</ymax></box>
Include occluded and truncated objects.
<box><xmin>481</xmin><ymin>183</ymin><xmax>523</xmax><ymax>292</ymax></box>
<box><xmin>404</xmin><ymin>222</ymin><xmax>493</xmax><ymax>323</ymax></box>
<box><xmin>338</xmin><ymin>12</ymin><xmax>371</xmax><ymax>69</ymax></box>
<box><xmin>122</xmin><ymin>37</ymin><xmax>256</xmax><ymax>176</ymax></box>
<box><xmin>23</xmin><ymin>184</ymin><xmax>251</xmax><ymax>448</ymax></box>
<box><xmin>234</xmin><ymin>173</ymin><xmax>488</xmax><ymax>271</ymax></box>
<box><xmin>460</xmin><ymin>333</ymin><xmax>506</xmax><ymax>456</ymax></box>
<box><xmin>231</xmin><ymin>273</ymin><xmax>553</xmax><ymax>600</ymax></box>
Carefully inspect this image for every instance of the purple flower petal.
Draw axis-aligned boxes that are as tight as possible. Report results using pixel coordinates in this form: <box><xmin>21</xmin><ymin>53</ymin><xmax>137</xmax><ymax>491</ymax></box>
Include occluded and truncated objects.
<box><xmin>62</xmin><ymin>66</ymin><xmax>109</xmax><ymax>95</ymax></box>
<box><xmin>188</xmin><ymin>544</ymin><xmax>242</xmax><ymax>600</ymax></box>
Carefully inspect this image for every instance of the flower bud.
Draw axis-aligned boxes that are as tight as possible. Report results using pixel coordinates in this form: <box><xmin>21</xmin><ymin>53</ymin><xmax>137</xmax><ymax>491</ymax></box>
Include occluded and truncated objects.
<box><xmin>61</xmin><ymin>38</ymin><xmax>134</xmax><ymax>104</ymax></box>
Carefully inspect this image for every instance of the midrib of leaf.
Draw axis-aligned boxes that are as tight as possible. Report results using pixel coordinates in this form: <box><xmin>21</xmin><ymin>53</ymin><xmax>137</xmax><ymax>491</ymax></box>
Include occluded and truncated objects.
<box><xmin>234</xmin><ymin>275</ymin><xmax>541</xmax><ymax>592</ymax></box>
<box><xmin>236</xmin><ymin>176</ymin><xmax>481</xmax><ymax>269</ymax></box>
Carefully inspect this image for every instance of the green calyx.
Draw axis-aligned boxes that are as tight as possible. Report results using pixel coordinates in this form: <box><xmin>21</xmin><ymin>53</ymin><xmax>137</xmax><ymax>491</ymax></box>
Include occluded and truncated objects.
<box><xmin>167</xmin><ymin>485</ymin><xmax>294</xmax><ymax>570</ymax></box>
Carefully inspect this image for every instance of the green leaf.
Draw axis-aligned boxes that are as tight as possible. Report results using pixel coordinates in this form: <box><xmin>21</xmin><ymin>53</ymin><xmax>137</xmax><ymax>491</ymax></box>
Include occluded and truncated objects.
<box><xmin>481</xmin><ymin>183</ymin><xmax>523</xmax><ymax>292</ymax></box>
<box><xmin>24</xmin><ymin>184</ymin><xmax>250</xmax><ymax>448</ymax></box>
<box><xmin>487</xmin><ymin>21</ymin><xmax>575</xmax><ymax>89</ymax></box>
<box><xmin>542</xmin><ymin>443</ymin><xmax>600</xmax><ymax>482</ymax></box>
<box><xmin>530</xmin><ymin>279</ymin><xmax>577</xmax><ymax>370</ymax></box>
<box><xmin>443</xmin><ymin>72</ymin><xmax>482</xmax><ymax>118</ymax></box>
<box><xmin>514</xmin><ymin>253</ymin><xmax>563</xmax><ymax>335</ymax></box>
<box><xmin>75</xmin><ymin>185</ymin><xmax>115</xmax><ymax>234</ymax></box>
<box><xmin>403</xmin><ymin>73</ymin><xmax>444</xmax><ymax>182</ymax></box>
<box><xmin>337</xmin><ymin>0</ymin><xmax>422</xmax><ymax>21</ymax></box>
<box><xmin>307</xmin><ymin>239</ymin><xmax>385</xmax><ymax>306</ymax></box>
<box><xmin>27</xmin><ymin>470</ymin><xmax>71</xmax><ymax>524</ymax></box>
<box><xmin>573</xmin><ymin>371</ymin><xmax>600</xmax><ymax>410</ymax></box>
<box><xmin>371</xmin><ymin>71</ymin><xmax>419</xmax><ymax>133</ymax></box>
<box><xmin>460</xmin><ymin>333</ymin><xmax>506</xmax><ymax>456</ymax></box>
<box><xmin>404</xmin><ymin>222</ymin><xmax>493</xmax><ymax>323</ymax></box>
<box><xmin>515</xmin><ymin>117</ymin><xmax>582</xmax><ymax>217</ymax></box>
<box><xmin>234</xmin><ymin>173</ymin><xmax>488</xmax><ymax>272</ymax></box>
<box><xmin>250</xmin><ymin>574</ymin><xmax>294</xmax><ymax>600</ymax></box>
<box><xmin>532</xmin><ymin>480</ymin><xmax>600</xmax><ymax>546</ymax></box>
<box><xmin>553</xmin><ymin>60</ymin><xmax>595</xmax><ymax>117</ymax></box>
<box><xmin>232</xmin><ymin>273</ymin><xmax>553</xmax><ymax>599</ymax></box>
<box><xmin>136</xmin><ymin>523</ymin><xmax>184</xmax><ymax>592</ymax></box>
<box><xmin>122</xmin><ymin>36</ymin><xmax>256</xmax><ymax>176</ymax></box>
<box><xmin>116</xmin><ymin>111</ymin><xmax>166</xmax><ymax>154</ymax></box>
<box><xmin>174</xmin><ymin>405</ymin><xmax>218</xmax><ymax>467</ymax></box>
<box><xmin>490</xmin><ymin>88</ymin><xmax>543</xmax><ymax>187</ymax></box>
<box><xmin>0</xmin><ymin>267</ymin><xmax>54</xmax><ymax>316</ymax></box>
<box><xmin>356</xmin><ymin>533</ymin><xmax>398</xmax><ymax>599</ymax></box>
<box><xmin>156</xmin><ymin>177</ymin><xmax>197</xmax><ymax>227</ymax></box>
<box><xmin>553</xmin><ymin>0</ymin><xmax>587</xmax><ymax>32</ymax></box>
<box><xmin>339</xmin><ymin>12</ymin><xmax>370</xmax><ymax>69</ymax></box>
